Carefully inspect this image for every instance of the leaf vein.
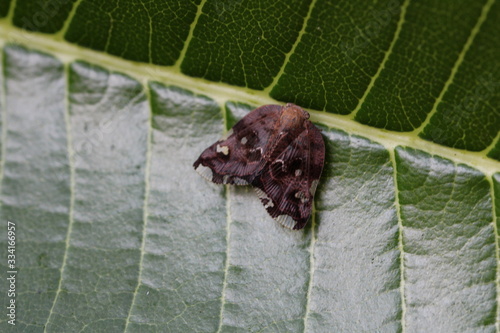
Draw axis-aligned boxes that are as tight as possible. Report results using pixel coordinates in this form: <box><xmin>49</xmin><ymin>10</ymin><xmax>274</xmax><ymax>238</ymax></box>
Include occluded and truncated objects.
<box><xmin>490</xmin><ymin>174</ymin><xmax>500</xmax><ymax>333</ymax></box>
<box><xmin>174</xmin><ymin>0</ymin><xmax>208</xmax><ymax>69</ymax></box>
<box><xmin>123</xmin><ymin>87</ymin><xmax>153</xmax><ymax>332</ymax></box>
<box><xmin>390</xmin><ymin>148</ymin><xmax>407</xmax><ymax>333</ymax></box>
<box><xmin>44</xmin><ymin>62</ymin><xmax>76</xmax><ymax>332</ymax></box>
<box><xmin>413</xmin><ymin>0</ymin><xmax>496</xmax><ymax>135</ymax></box>
<box><xmin>302</xmin><ymin>200</ymin><xmax>317</xmax><ymax>331</ymax></box>
<box><xmin>216</xmin><ymin>186</ymin><xmax>232</xmax><ymax>333</ymax></box>
<box><xmin>350</xmin><ymin>0</ymin><xmax>410</xmax><ymax>119</ymax></box>
<box><xmin>264</xmin><ymin>0</ymin><xmax>318</xmax><ymax>93</ymax></box>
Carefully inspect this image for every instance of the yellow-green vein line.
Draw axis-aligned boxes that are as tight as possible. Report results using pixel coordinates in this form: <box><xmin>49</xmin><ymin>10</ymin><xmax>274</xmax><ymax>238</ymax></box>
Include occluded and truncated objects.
<box><xmin>350</xmin><ymin>0</ymin><xmax>410</xmax><ymax>119</ymax></box>
<box><xmin>303</xmin><ymin>199</ymin><xmax>317</xmax><ymax>332</ymax></box>
<box><xmin>264</xmin><ymin>0</ymin><xmax>319</xmax><ymax>93</ymax></box>
<box><xmin>389</xmin><ymin>148</ymin><xmax>407</xmax><ymax>332</ymax></box>
<box><xmin>217</xmin><ymin>186</ymin><xmax>232</xmax><ymax>332</ymax></box>
<box><xmin>490</xmin><ymin>174</ymin><xmax>500</xmax><ymax>333</ymax></box>
<box><xmin>483</xmin><ymin>130</ymin><xmax>500</xmax><ymax>156</ymax></box>
<box><xmin>311</xmin><ymin>110</ymin><xmax>500</xmax><ymax>177</ymax></box>
<box><xmin>124</xmin><ymin>85</ymin><xmax>153</xmax><ymax>332</ymax></box>
<box><xmin>217</xmin><ymin>103</ymin><xmax>232</xmax><ymax>333</ymax></box>
<box><xmin>57</xmin><ymin>0</ymin><xmax>85</xmax><ymax>38</ymax></box>
<box><xmin>173</xmin><ymin>0</ymin><xmax>208</xmax><ymax>70</ymax></box>
<box><xmin>6</xmin><ymin>0</ymin><xmax>16</xmax><ymax>21</ymax></box>
<box><xmin>0</xmin><ymin>26</ymin><xmax>496</xmax><ymax>176</ymax></box>
<box><xmin>139</xmin><ymin>2</ymin><xmax>154</xmax><ymax>64</ymax></box>
<box><xmin>44</xmin><ymin>62</ymin><xmax>75</xmax><ymax>333</ymax></box>
<box><xmin>412</xmin><ymin>0</ymin><xmax>495</xmax><ymax>134</ymax></box>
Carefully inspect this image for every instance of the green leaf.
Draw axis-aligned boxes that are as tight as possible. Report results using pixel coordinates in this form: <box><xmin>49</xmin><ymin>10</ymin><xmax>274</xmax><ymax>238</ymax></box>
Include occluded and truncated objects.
<box><xmin>0</xmin><ymin>0</ymin><xmax>499</xmax><ymax>332</ymax></box>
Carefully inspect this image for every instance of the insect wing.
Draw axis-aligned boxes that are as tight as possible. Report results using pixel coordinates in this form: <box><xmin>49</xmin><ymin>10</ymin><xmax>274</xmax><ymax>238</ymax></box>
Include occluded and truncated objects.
<box><xmin>193</xmin><ymin>105</ymin><xmax>281</xmax><ymax>185</ymax></box>
<box><xmin>252</xmin><ymin>121</ymin><xmax>325</xmax><ymax>229</ymax></box>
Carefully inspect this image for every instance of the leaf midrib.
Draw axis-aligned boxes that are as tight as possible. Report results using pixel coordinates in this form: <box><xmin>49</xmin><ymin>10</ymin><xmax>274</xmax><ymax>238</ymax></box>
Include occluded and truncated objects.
<box><xmin>2</xmin><ymin>22</ymin><xmax>498</xmax><ymax>174</ymax></box>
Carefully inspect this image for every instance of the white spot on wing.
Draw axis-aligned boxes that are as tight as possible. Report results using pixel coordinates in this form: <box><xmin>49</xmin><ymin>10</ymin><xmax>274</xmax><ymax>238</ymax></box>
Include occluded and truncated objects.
<box><xmin>251</xmin><ymin>147</ymin><xmax>263</xmax><ymax>155</ymax></box>
<box><xmin>195</xmin><ymin>164</ymin><xmax>213</xmax><ymax>181</ymax></box>
<box><xmin>254</xmin><ymin>187</ymin><xmax>274</xmax><ymax>208</ymax></box>
<box><xmin>233</xmin><ymin>177</ymin><xmax>249</xmax><ymax>185</ymax></box>
<box><xmin>295</xmin><ymin>169</ymin><xmax>302</xmax><ymax>177</ymax></box>
<box><xmin>241</xmin><ymin>137</ymin><xmax>248</xmax><ymax>145</ymax></box>
<box><xmin>275</xmin><ymin>215</ymin><xmax>297</xmax><ymax>229</ymax></box>
<box><xmin>295</xmin><ymin>191</ymin><xmax>308</xmax><ymax>203</ymax></box>
<box><xmin>310</xmin><ymin>180</ymin><xmax>319</xmax><ymax>195</ymax></box>
<box><xmin>216</xmin><ymin>144</ymin><xmax>229</xmax><ymax>155</ymax></box>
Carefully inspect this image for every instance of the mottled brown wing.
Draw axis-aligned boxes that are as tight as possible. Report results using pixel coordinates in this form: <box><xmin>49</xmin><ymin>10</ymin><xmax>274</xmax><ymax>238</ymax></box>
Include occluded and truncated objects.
<box><xmin>251</xmin><ymin>121</ymin><xmax>325</xmax><ymax>229</ymax></box>
<box><xmin>193</xmin><ymin>105</ymin><xmax>282</xmax><ymax>185</ymax></box>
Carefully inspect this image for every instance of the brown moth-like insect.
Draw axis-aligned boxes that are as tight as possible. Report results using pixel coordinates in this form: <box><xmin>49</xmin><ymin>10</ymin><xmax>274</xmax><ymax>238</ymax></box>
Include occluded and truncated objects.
<box><xmin>193</xmin><ymin>103</ymin><xmax>325</xmax><ymax>230</ymax></box>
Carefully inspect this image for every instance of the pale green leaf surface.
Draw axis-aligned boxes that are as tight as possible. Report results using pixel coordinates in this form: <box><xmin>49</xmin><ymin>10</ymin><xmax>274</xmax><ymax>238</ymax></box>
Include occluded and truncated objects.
<box><xmin>46</xmin><ymin>61</ymin><xmax>150</xmax><ymax>332</ymax></box>
<box><xmin>0</xmin><ymin>46</ymin><xmax>70</xmax><ymax>331</ymax></box>
<box><xmin>0</xmin><ymin>0</ymin><xmax>499</xmax><ymax>332</ymax></box>
<box><xmin>396</xmin><ymin>147</ymin><xmax>496</xmax><ymax>331</ymax></box>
